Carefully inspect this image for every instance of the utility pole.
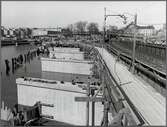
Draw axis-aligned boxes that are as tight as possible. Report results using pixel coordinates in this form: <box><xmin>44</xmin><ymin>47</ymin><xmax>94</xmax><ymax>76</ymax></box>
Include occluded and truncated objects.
<box><xmin>103</xmin><ymin>9</ymin><xmax>109</xmax><ymax>126</ymax></box>
<box><xmin>101</xmin><ymin>8</ymin><xmax>128</xmax><ymax>126</ymax></box>
<box><xmin>131</xmin><ymin>14</ymin><xmax>137</xmax><ymax>73</ymax></box>
<box><xmin>103</xmin><ymin>7</ymin><xmax>106</xmax><ymax>49</ymax></box>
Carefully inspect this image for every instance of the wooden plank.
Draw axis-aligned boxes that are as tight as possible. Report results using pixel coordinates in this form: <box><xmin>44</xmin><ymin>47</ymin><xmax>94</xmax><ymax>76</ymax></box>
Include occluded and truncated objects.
<box><xmin>75</xmin><ymin>97</ymin><xmax>104</xmax><ymax>102</ymax></box>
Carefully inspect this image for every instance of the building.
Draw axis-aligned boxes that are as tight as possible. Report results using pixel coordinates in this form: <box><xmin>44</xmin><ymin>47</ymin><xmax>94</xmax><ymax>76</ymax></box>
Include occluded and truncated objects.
<box><xmin>31</xmin><ymin>28</ymin><xmax>61</xmax><ymax>37</ymax></box>
<box><xmin>31</xmin><ymin>28</ymin><xmax>48</xmax><ymax>37</ymax></box>
<box><xmin>1</xmin><ymin>27</ymin><xmax>8</xmax><ymax>37</ymax></box>
<box><xmin>153</xmin><ymin>24</ymin><xmax>166</xmax><ymax>44</ymax></box>
<box><xmin>1</xmin><ymin>27</ymin><xmax>5</xmax><ymax>37</ymax></box>
<box><xmin>9</xmin><ymin>29</ymin><xmax>14</xmax><ymax>36</ymax></box>
<box><xmin>137</xmin><ymin>25</ymin><xmax>155</xmax><ymax>37</ymax></box>
<box><xmin>119</xmin><ymin>22</ymin><xmax>155</xmax><ymax>37</ymax></box>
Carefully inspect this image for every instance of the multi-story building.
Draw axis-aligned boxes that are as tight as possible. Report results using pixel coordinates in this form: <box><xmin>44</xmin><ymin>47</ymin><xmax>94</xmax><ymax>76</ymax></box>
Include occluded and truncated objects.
<box><xmin>31</xmin><ymin>28</ymin><xmax>48</xmax><ymax>37</ymax></box>
<box><xmin>1</xmin><ymin>27</ymin><xmax>5</xmax><ymax>37</ymax></box>
<box><xmin>137</xmin><ymin>25</ymin><xmax>155</xmax><ymax>37</ymax></box>
<box><xmin>2</xmin><ymin>27</ymin><xmax>8</xmax><ymax>37</ymax></box>
<box><xmin>1</xmin><ymin>27</ymin><xmax>34</xmax><ymax>40</ymax></box>
<box><xmin>154</xmin><ymin>24</ymin><xmax>166</xmax><ymax>44</ymax></box>
<box><xmin>120</xmin><ymin>23</ymin><xmax>155</xmax><ymax>37</ymax></box>
<box><xmin>9</xmin><ymin>29</ymin><xmax>14</xmax><ymax>36</ymax></box>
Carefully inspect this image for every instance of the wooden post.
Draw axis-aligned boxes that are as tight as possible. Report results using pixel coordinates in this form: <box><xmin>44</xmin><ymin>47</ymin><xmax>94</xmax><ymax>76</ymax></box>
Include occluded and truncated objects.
<box><xmin>91</xmin><ymin>89</ymin><xmax>95</xmax><ymax>127</ymax></box>
<box><xmin>101</xmin><ymin>52</ymin><xmax>109</xmax><ymax>127</ymax></box>
<box><xmin>86</xmin><ymin>99</ymin><xmax>89</xmax><ymax>127</ymax></box>
<box><xmin>75</xmin><ymin>86</ymin><xmax>104</xmax><ymax>127</ymax></box>
<box><xmin>103</xmin><ymin>101</ymin><xmax>109</xmax><ymax>127</ymax></box>
<box><xmin>75</xmin><ymin>96</ymin><xmax>104</xmax><ymax>127</ymax></box>
<box><xmin>86</xmin><ymin>77</ymin><xmax>90</xmax><ymax>126</ymax></box>
<box><xmin>92</xmin><ymin>101</ymin><xmax>95</xmax><ymax>127</ymax></box>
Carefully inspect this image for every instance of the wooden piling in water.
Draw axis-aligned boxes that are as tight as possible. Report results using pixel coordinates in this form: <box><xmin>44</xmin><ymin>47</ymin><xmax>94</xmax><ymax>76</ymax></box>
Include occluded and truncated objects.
<box><xmin>11</xmin><ymin>58</ymin><xmax>15</xmax><ymax>73</ymax></box>
<box><xmin>5</xmin><ymin>59</ymin><xmax>10</xmax><ymax>75</ymax></box>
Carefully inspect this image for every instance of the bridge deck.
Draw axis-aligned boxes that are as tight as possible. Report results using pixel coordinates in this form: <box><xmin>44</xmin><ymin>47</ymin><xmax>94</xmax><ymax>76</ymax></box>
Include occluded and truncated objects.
<box><xmin>96</xmin><ymin>47</ymin><xmax>165</xmax><ymax>126</ymax></box>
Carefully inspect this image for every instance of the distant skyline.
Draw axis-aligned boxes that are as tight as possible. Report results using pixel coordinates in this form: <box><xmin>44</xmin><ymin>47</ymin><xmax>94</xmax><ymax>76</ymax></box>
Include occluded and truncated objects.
<box><xmin>2</xmin><ymin>1</ymin><xmax>166</xmax><ymax>30</ymax></box>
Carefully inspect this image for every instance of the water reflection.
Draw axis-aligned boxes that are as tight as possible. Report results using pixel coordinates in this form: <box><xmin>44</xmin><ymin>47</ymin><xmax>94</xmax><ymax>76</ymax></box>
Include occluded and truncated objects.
<box><xmin>1</xmin><ymin>45</ymin><xmax>90</xmax><ymax>109</ymax></box>
<box><xmin>1</xmin><ymin>45</ymin><xmax>40</xmax><ymax>108</ymax></box>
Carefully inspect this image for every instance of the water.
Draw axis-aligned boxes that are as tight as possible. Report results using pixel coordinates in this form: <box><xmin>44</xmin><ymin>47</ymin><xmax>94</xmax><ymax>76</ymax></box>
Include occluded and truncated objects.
<box><xmin>1</xmin><ymin>45</ymin><xmax>41</xmax><ymax>109</ymax></box>
<box><xmin>1</xmin><ymin>45</ymin><xmax>90</xmax><ymax>109</ymax></box>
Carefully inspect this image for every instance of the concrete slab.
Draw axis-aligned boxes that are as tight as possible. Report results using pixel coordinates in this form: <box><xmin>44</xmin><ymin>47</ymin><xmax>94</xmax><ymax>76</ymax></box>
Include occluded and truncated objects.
<box><xmin>16</xmin><ymin>77</ymin><xmax>103</xmax><ymax>126</ymax></box>
<box><xmin>49</xmin><ymin>51</ymin><xmax>84</xmax><ymax>60</ymax></box>
<box><xmin>49</xmin><ymin>47</ymin><xmax>80</xmax><ymax>53</ymax></box>
<box><xmin>41</xmin><ymin>57</ymin><xmax>93</xmax><ymax>75</ymax></box>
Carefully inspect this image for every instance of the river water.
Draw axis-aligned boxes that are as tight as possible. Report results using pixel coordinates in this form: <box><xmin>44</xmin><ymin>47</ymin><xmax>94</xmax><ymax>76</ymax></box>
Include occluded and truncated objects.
<box><xmin>1</xmin><ymin>45</ymin><xmax>41</xmax><ymax>109</ymax></box>
<box><xmin>1</xmin><ymin>44</ymin><xmax>90</xmax><ymax>109</ymax></box>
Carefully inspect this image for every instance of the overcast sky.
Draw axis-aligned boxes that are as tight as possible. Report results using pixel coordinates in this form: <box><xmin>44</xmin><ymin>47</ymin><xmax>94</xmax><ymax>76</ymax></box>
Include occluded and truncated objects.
<box><xmin>2</xmin><ymin>1</ymin><xmax>166</xmax><ymax>30</ymax></box>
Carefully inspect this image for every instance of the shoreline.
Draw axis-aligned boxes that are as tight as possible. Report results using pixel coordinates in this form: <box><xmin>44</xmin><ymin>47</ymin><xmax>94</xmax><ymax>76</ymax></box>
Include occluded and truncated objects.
<box><xmin>1</xmin><ymin>40</ymin><xmax>41</xmax><ymax>46</ymax></box>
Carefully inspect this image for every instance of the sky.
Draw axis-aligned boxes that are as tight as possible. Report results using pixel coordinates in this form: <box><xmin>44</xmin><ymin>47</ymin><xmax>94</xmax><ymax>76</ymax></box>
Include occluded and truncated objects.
<box><xmin>1</xmin><ymin>1</ymin><xmax>166</xmax><ymax>30</ymax></box>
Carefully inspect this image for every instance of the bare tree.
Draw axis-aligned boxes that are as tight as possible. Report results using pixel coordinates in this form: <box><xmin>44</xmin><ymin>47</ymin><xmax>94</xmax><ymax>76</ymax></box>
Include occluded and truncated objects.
<box><xmin>87</xmin><ymin>22</ymin><xmax>99</xmax><ymax>34</ymax></box>
<box><xmin>75</xmin><ymin>21</ymin><xmax>87</xmax><ymax>33</ymax></box>
<box><xmin>67</xmin><ymin>24</ymin><xmax>75</xmax><ymax>33</ymax></box>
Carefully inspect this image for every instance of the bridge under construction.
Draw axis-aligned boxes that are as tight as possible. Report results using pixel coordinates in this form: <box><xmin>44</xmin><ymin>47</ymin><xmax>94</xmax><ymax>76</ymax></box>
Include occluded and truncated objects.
<box><xmin>1</xmin><ymin>39</ymin><xmax>165</xmax><ymax>127</ymax></box>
